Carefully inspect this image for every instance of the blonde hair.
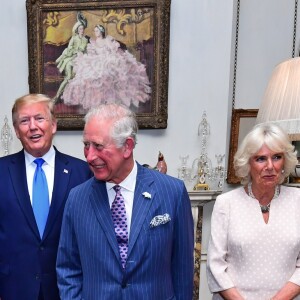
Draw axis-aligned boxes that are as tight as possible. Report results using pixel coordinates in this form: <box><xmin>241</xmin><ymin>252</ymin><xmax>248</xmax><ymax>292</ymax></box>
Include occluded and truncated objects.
<box><xmin>12</xmin><ymin>93</ymin><xmax>55</xmax><ymax>125</ymax></box>
<box><xmin>234</xmin><ymin>123</ymin><xmax>298</xmax><ymax>185</ymax></box>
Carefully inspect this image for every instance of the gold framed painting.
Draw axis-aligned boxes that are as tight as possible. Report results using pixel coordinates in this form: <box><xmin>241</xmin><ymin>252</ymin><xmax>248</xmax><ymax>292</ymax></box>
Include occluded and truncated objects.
<box><xmin>227</xmin><ymin>109</ymin><xmax>258</xmax><ymax>184</ymax></box>
<box><xmin>26</xmin><ymin>0</ymin><xmax>171</xmax><ymax>130</ymax></box>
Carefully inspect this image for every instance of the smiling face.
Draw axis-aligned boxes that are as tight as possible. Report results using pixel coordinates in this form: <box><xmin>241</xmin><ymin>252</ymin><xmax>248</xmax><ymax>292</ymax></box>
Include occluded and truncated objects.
<box><xmin>83</xmin><ymin>116</ymin><xmax>134</xmax><ymax>184</ymax></box>
<box><xmin>249</xmin><ymin>144</ymin><xmax>284</xmax><ymax>190</ymax></box>
<box><xmin>14</xmin><ymin>102</ymin><xmax>57</xmax><ymax>157</ymax></box>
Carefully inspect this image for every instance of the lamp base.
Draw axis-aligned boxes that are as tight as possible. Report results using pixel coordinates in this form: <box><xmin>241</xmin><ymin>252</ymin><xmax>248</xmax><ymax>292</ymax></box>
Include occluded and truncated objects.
<box><xmin>193</xmin><ymin>183</ymin><xmax>209</xmax><ymax>191</ymax></box>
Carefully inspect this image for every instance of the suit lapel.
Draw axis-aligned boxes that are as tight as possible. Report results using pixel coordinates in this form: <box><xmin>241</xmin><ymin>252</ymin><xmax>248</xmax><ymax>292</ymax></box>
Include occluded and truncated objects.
<box><xmin>9</xmin><ymin>150</ymin><xmax>40</xmax><ymax>238</ymax></box>
<box><xmin>87</xmin><ymin>165</ymin><xmax>155</xmax><ymax>265</ymax></box>
<box><xmin>42</xmin><ymin>151</ymin><xmax>69</xmax><ymax>239</ymax></box>
<box><xmin>89</xmin><ymin>180</ymin><xmax>121</xmax><ymax>263</ymax></box>
<box><xmin>127</xmin><ymin>165</ymin><xmax>155</xmax><ymax>257</ymax></box>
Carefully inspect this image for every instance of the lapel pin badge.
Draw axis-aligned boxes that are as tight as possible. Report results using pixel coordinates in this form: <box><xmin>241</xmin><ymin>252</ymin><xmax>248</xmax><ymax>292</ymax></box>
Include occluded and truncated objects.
<box><xmin>142</xmin><ymin>192</ymin><xmax>151</xmax><ymax>199</ymax></box>
<box><xmin>63</xmin><ymin>169</ymin><xmax>69</xmax><ymax>174</ymax></box>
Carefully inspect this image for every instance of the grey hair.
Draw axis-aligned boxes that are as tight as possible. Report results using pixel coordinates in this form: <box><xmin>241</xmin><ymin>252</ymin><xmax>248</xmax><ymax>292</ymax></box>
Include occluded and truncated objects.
<box><xmin>84</xmin><ymin>103</ymin><xmax>138</xmax><ymax>148</ymax></box>
<box><xmin>234</xmin><ymin>123</ymin><xmax>298</xmax><ymax>185</ymax></box>
<box><xmin>12</xmin><ymin>93</ymin><xmax>55</xmax><ymax>126</ymax></box>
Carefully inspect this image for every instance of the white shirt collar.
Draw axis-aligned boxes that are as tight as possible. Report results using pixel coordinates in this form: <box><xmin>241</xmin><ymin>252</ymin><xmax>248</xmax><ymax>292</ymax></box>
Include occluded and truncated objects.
<box><xmin>24</xmin><ymin>146</ymin><xmax>56</xmax><ymax>168</ymax></box>
<box><xmin>106</xmin><ymin>161</ymin><xmax>137</xmax><ymax>192</ymax></box>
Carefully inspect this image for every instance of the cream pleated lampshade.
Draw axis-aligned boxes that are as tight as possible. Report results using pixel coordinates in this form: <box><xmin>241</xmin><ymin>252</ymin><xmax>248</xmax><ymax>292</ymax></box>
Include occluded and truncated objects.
<box><xmin>256</xmin><ymin>57</ymin><xmax>300</xmax><ymax>140</ymax></box>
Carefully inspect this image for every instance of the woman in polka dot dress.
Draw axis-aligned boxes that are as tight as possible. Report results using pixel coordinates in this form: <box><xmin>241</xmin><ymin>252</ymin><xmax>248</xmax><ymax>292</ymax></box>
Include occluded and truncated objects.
<box><xmin>207</xmin><ymin>123</ymin><xmax>300</xmax><ymax>300</ymax></box>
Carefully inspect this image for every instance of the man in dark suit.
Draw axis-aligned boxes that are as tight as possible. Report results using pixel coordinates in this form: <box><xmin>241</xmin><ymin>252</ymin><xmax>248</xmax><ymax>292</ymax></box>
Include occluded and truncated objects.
<box><xmin>0</xmin><ymin>94</ymin><xmax>92</xmax><ymax>300</ymax></box>
<box><xmin>56</xmin><ymin>104</ymin><xmax>194</xmax><ymax>299</ymax></box>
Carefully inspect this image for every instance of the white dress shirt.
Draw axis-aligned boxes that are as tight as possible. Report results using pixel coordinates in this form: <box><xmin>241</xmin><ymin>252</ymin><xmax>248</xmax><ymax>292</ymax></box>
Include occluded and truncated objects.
<box><xmin>106</xmin><ymin>161</ymin><xmax>137</xmax><ymax>237</ymax></box>
<box><xmin>25</xmin><ymin>146</ymin><xmax>55</xmax><ymax>204</ymax></box>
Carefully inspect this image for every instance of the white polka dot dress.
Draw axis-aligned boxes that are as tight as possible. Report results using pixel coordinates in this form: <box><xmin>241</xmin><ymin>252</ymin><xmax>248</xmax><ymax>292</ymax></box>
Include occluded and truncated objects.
<box><xmin>207</xmin><ymin>186</ymin><xmax>300</xmax><ymax>300</ymax></box>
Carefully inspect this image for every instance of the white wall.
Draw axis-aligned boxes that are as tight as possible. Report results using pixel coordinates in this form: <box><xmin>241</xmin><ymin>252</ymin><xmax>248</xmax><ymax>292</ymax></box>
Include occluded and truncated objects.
<box><xmin>4</xmin><ymin>0</ymin><xmax>295</xmax><ymax>299</ymax></box>
<box><xmin>234</xmin><ymin>0</ymin><xmax>295</xmax><ymax>109</ymax></box>
<box><xmin>1</xmin><ymin>0</ymin><xmax>232</xmax><ymax>181</ymax></box>
<box><xmin>2</xmin><ymin>1</ymin><xmax>295</xmax><ymax>180</ymax></box>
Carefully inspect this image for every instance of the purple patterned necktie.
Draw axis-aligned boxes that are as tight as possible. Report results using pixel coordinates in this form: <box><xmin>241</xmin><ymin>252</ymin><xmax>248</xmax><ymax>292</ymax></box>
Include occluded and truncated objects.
<box><xmin>111</xmin><ymin>185</ymin><xmax>128</xmax><ymax>268</ymax></box>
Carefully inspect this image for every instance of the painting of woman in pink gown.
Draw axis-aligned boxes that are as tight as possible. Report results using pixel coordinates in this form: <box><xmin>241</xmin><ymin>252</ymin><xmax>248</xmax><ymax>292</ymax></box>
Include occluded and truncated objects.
<box><xmin>62</xmin><ymin>25</ymin><xmax>151</xmax><ymax>110</ymax></box>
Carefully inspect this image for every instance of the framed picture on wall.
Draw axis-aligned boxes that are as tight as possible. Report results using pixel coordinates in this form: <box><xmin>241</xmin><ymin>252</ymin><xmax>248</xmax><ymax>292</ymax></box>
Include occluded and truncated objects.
<box><xmin>227</xmin><ymin>109</ymin><xmax>258</xmax><ymax>184</ymax></box>
<box><xmin>26</xmin><ymin>0</ymin><xmax>171</xmax><ymax>130</ymax></box>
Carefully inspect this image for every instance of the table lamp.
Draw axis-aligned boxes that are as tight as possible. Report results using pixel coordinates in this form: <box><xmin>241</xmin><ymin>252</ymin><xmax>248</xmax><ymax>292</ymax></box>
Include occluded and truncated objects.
<box><xmin>256</xmin><ymin>57</ymin><xmax>300</xmax><ymax>182</ymax></box>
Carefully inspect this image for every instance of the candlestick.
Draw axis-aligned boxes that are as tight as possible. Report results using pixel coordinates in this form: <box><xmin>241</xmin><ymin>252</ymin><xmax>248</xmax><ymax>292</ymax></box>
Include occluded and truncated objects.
<box><xmin>1</xmin><ymin>115</ymin><xmax>13</xmax><ymax>156</ymax></box>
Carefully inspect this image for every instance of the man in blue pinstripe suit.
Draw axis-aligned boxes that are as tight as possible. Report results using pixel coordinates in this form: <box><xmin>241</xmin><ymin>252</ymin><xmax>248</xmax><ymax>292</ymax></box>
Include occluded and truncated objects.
<box><xmin>56</xmin><ymin>104</ymin><xmax>194</xmax><ymax>299</ymax></box>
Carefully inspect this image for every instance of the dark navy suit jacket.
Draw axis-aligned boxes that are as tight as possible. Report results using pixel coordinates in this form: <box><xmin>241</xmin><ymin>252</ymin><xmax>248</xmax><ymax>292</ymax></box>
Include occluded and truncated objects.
<box><xmin>57</xmin><ymin>163</ymin><xmax>194</xmax><ymax>299</ymax></box>
<box><xmin>0</xmin><ymin>148</ymin><xmax>92</xmax><ymax>300</ymax></box>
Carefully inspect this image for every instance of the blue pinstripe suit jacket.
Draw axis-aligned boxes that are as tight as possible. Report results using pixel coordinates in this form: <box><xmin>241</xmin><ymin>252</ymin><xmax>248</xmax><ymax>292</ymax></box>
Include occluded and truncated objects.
<box><xmin>57</xmin><ymin>163</ymin><xmax>194</xmax><ymax>299</ymax></box>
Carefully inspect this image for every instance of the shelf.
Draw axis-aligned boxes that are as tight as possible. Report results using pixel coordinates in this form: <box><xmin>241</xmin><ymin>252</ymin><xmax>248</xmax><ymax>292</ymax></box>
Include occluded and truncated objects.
<box><xmin>188</xmin><ymin>190</ymin><xmax>221</xmax><ymax>206</ymax></box>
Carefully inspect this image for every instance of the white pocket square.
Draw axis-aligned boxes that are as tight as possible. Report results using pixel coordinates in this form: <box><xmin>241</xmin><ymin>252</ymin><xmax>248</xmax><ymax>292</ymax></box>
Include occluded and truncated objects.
<box><xmin>150</xmin><ymin>213</ymin><xmax>171</xmax><ymax>228</ymax></box>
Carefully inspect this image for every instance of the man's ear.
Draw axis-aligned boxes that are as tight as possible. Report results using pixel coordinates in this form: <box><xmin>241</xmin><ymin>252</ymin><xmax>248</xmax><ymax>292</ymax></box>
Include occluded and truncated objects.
<box><xmin>51</xmin><ymin>118</ymin><xmax>57</xmax><ymax>135</ymax></box>
<box><xmin>123</xmin><ymin>137</ymin><xmax>135</xmax><ymax>158</ymax></box>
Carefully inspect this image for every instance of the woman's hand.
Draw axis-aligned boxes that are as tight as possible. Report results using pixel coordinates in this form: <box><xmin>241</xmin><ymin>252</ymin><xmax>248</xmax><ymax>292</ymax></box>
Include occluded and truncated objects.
<box><xmin>219</xmin><ymin>287</ymin><xmax>245</xmax><ymax>300</ymax></box>
<box><xmin>270</xmin><ymin>282</ymin><xmax>300</xmax><ymax>300</ymax></box>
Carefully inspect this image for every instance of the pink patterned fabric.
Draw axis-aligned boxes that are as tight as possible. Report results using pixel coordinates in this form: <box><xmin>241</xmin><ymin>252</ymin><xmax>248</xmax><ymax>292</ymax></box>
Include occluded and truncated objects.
<box><xmin>111</xmin><ymin>185</ymin><xmax>128</xmax><ymax>268</ymax></box>
<box><xmin>62</xmin><ymin>36</ymin><xmax>151</xmax><ymax>109</ymax></box>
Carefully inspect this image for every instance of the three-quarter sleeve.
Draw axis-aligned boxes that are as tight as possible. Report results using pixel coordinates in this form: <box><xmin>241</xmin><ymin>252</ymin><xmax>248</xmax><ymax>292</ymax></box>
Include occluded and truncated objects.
<box><xmin>289</xmin><ymin>245</ymin><xmax>300</xmax><ymax>286</ymax></box>
<box><xmin>206</xmin><ymin>194</ymin><xmax>235</xmax><ymax>292</ymax></box>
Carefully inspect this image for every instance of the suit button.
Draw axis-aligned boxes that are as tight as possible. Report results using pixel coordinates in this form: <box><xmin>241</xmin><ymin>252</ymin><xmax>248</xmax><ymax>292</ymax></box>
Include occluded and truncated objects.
<box><xmin>40</xmin><ymin>246</ymin><xmax>44</xmax><ymax>251</ymax></box>
<box><xmin>121</xmin><ymin>283</ymin><xmax>127</xmax><ymax>289</ymax></box>
<box><xmin>35</xmin><ymin>274</ymin><xmax>40</xmax><ymax>280</ymax></box>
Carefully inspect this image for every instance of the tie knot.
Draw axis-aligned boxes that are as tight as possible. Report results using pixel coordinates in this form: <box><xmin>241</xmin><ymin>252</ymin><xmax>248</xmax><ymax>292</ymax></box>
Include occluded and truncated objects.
<box><xmin>34</xmin><ymin>158</ymin><xmax>45</xmax><ymax>168</ymax></box>
<box><xmin>113</xmin><ymin>185</ymin><xmax>121</xmax><ymax>193</ymax></box>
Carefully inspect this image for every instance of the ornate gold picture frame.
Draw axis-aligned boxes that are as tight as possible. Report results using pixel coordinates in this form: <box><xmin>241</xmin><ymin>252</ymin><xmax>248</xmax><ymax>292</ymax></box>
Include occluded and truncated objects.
<box><xmin>26</xmin><ymin>0</ymin><xmax>171</xmax><ymax>130</ymax></box>
<box><xmin>227</xmin><ymin>109</ymin><xmax>258</xmax><ymax>184</ymax></box>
